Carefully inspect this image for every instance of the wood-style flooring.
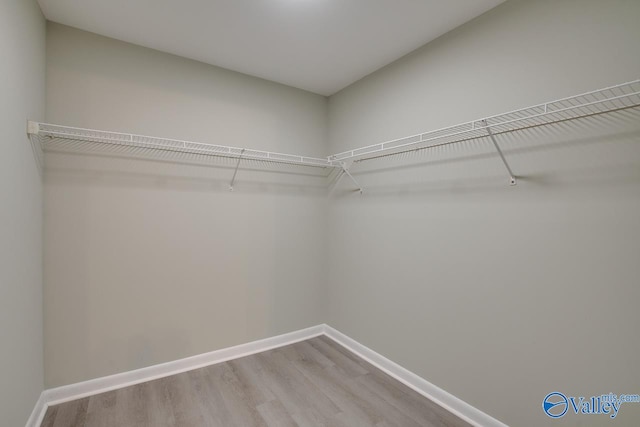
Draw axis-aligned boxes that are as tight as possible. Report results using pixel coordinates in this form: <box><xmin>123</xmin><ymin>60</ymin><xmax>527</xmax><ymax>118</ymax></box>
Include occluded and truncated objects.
<box><xmin>42</xmin><ymin>336</ymin><xmax>471</xmax><ymax>427</ymax></box>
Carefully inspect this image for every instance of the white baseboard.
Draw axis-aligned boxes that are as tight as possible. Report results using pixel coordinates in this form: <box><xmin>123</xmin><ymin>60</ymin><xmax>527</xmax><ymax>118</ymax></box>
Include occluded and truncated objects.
<box><xmin>323</xmin><ymin>325</ymin><xmax>508</xmax><ymax>427</ymax></box>
<box><xmin>25</xmin><ymin>392</ymin><xmax>47</xmax><ymax>427</ymax></box>
<box><xmin>27</xmin><ymin>324</ymin><xmax>507</xmax><ymax>427</ymax></box>
<box><xmin>26</xmin><ymin>325</ymin><xmax>324</xmax><ymax>427</ymax></box>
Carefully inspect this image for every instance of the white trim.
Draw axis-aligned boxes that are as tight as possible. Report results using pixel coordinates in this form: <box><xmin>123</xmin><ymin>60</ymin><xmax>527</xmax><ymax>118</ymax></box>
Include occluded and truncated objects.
<box><xmin>27</xmin><ymin>324</ymin><xmax>507</xmax><ymax>427</ymax></box>
<box><xmin>25</xmin><ymin>392</ymin><xmax>47</xmax><ymax>427</ymax></box>
<box><xmin>323</xmin><ymin>325</ymin><xmax>509</xmax><ymax>427</ymax></box>
<box><xmin>28</xmin><ymin>325</ymin><xmax>323</xmax><ymax>426</ymax></box>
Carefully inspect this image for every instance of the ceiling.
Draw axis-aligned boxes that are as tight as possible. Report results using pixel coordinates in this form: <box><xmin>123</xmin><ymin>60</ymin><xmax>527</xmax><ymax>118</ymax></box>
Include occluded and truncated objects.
<box><xmin>38</xmin><ymin>0</ymin><xmax>505</xmax><ymax>96</ymax></box>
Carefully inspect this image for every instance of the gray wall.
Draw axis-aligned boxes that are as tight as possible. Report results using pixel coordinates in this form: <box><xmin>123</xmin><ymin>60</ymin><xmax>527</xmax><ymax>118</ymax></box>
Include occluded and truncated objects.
<box><xmin>44</xmin><ymin>23</ymin><xmax>329</xmax><ymax>388</ymax></box>
<box><xmin>327</xmin><ymin>1</ymin><xmax>640</xmax><ymax>426</ymax></box>
<box><xmin>40</xmin><ymin>2</ymin><xmax>640</xmax><ymax>426</ymax></box>
<box><xmin>0</xmin><ymin>0</ymin><xmax>46</xmax><ymax>425</ymax></box>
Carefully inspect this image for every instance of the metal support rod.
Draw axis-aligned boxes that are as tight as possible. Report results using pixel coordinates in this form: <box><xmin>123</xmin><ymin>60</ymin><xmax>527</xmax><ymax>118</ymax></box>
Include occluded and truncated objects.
<box><xmin>341</xmin><ymin>163</ymin><xmax>364</xmax><ymax>194</ymax></box>
<box><xmin>229</xmin><ymin>149</ymin><xmax>245</xmax><ymax>191</ymax></box>
<box><xmin>328</xmin><ymin>170</ymin><xmax>345</xmax><ymax>195</ymax></box>
<box><xmin>482</xmin><ymin>120</ymin><xmax>517</xmax><ymax>186</ymax></box>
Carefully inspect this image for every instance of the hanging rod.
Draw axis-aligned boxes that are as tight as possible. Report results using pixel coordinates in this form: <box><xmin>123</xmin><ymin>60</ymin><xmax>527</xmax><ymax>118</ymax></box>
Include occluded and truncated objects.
<box><xmin>328</xmin><ymin>79</ymin><xmax>640</xmax><ymax>164</ymax></box>
<box><xmin>27</xmin><ymin>122</ymin><xmax>337</xmax><ymax>169</ymax></box>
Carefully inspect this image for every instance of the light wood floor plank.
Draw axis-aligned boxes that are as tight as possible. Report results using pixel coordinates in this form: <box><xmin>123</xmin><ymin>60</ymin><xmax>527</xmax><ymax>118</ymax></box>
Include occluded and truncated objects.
<box><xmin>84</xmin><ymin>391</ymin><xmax>116</xmax><ymax>427</ymax></box>
<box><xmin>254</xmin><ymin>350</ymin><xmax>341</xmax><ymax>426</ymax></box>
<box><xmin>41</xmin><ymin>337</ymin><xmax>472</xmax><ymax>427</ymax></box>
<box><xmin>289</xmin><ymin>357</ymin><xmax>382</xmax><ymax>426</ymax></box>
<box><xmin>203</xmin><ymin>363</ymin><xmax>267</xmax><ymax>427</ymax></box>
<box><xmin>256</xmin><ymin>399</ymin><xmax>298</xmax><ymax>427</ymax></box>
<box><xmin>306</xmin><ymin>336</ymin><xmax>369</xmax><ymax>378</ymax></box>
<box><xmin>227</xmin><ymin>356</ymin><xmax>276</xmax><ymax>407</ymax></box>
<box><xmin>143</xmin><ymin>378</ymin><xmax>177</xmax><ymax>427</ymax></box>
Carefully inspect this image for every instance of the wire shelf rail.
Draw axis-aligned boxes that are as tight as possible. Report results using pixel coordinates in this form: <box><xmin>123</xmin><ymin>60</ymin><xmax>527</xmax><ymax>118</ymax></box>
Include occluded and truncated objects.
<box><xmin>28</xmin><ymin>79</ymin><xmax>640</xmax><ymax>189</ymax></box>
<box><xmin>28</xmin><ymin>122</ymin><xmax>336</xmax><ymax>169</ymax></box>
<box><xmin>329</xmin><ymin>79</ymin><xmax>640</xmax><ymax>164</ymax></box>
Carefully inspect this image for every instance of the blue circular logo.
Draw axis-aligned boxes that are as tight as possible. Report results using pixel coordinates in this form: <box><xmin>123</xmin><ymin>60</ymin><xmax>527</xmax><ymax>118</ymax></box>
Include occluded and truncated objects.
<box><xmin>543</xmin><ymin>392</ymin><xmax>568</xmax><ymax>418</ymax></box>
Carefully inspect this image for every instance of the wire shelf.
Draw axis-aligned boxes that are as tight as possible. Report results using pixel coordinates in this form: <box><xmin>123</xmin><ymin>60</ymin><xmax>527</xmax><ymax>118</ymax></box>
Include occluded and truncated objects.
<box><xmin>29</xmin><ymin>123</ymin><xmax>336</xmax><ymax>169</ymax></box>
<box><xmin>329</xmin><ymin>79</ymin><xmax>640</xmax><ymax>163</ymax></box>
<box><xmin>28</xmin><ymin>79</ymin><xmax>640</xmax><ymax>187</ymax></box>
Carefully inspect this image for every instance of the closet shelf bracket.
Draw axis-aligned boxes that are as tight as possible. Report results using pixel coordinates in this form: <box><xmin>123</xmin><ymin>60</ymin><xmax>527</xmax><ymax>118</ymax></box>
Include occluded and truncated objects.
<box><xmin>26</xmin><ymin>120</ymin><xmax>44</xmax><ymax>176</ymax></box>
<box><xmin>229</xmin><ymin>148</ymin><xmax>245</xmax><ymax>191</ymax></box>
<box><xmin>481</xmin><ymin>120</ymin><xmax>517</xmax><ymax>186</ymax></box>
<box><xmin>341</xmin><ymin>161</ymin><xmax>364</xmax><ymax>194</ymax></box>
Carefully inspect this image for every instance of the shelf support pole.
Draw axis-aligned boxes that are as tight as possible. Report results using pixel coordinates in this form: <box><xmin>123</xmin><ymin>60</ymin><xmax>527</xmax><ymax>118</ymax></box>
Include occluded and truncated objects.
<box><xmin>229</xmin><ymin>149</ymin><xmax>245</xmax><ymax>191</ymax></box>
<box><xmin>328</xmin><ymin>161</ymin><xmax>363</xmax><ymax>195</ymax></box>
<box><xmin>341</xmin><ymin>161</ymin><xmax>363</xmax><ymax>194</ymax></box>
<box><xmin>482</xmin><ymin>120</ymin><xmax>517</xmax><ymax>186</ymax></box>
<box><xmin>342</xmin><ymin>168</ymin><xmax>363</xmax><ymax>194</ymax></box>
<box><xmin>328</xmin><ymin>169</ymin><xmax>345</xmax><ymax>195</ymax></box>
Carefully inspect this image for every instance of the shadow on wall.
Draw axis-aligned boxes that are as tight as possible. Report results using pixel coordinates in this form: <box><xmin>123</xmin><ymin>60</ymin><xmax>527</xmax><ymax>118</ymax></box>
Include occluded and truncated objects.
<box><xmin>330</xmin><ymin>108</ymin><xmax>640</xmax><ymax>199</ymax></box>
<box><xmin>43</xmin><ymin>145</ymin><xmax>334</xmax><ymax>197</ymax></box>
<box><xmin>43</xmin><ymin>108</ymin><xmax>640</xmax><ymax>199</ymax></box>
<box><xmin>43</xmin><ymin>139</ymin><xmax>330</xmax><ymax>386</ymax></box>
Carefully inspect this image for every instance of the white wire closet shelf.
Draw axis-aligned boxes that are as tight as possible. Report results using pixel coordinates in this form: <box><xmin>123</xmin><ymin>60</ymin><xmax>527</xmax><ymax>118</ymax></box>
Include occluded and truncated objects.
<box><xmin>330</xmin><ymin>80</ymin><xmax>640</xmax><ymax>162</ymax></box>
<box><xmin>28</xmin><ymin>79</ymin><xmax>640</xmax><ymax>189</ymax></box>
<box><xmin>28</xmin><ymin>122</ymin><xmax>336</xmax><ymax>169</ymax></box>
